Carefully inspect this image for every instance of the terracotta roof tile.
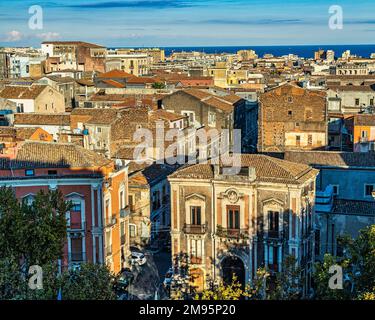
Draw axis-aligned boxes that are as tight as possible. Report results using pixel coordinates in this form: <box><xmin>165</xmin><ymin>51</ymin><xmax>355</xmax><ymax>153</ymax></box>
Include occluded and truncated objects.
<box><xmin>284</xmin><ymin>151</ymin><xmax>375</xmax><ymax>168</ymax></box>
<box><xmin>169</xmin><ymin>154</ymin><xmax>317</xmax><ymax>184</ymax></box>
<box><xmin>14</xmin><ymin>113</ymin><xmax>70</xmax><ymax>126</ymax></box>
<box><xmin>0</xmin><ymin>84</ymin><xmax>47</xmax><ymax>100</ymax></box>
<box><xmin>0</xmin><ymin>141</ymin><xmax>111</xmax><ymax>169</ymax></box>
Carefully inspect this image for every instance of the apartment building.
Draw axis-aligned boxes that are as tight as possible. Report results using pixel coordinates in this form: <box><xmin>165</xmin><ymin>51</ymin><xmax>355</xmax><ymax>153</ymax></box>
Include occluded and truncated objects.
<box><xmin>0</xmin><ymin>84</ymin><xmax>66</xmax><ymax>113</ymax></box>
<box><xmin>168</xmin><ymin>154</ymin><xmax>318</xmax><ymax>293</ymax></box>
<box><xmin>258</xmin><ymin>83</ymin><xmax>328</xmax><ymax>153</ymax></box>
<box><xmin>106</xmin><ymin>52</ymin><xmax>150</xmax><ymax>76</ymax></box>
<box><xmin>0</xmin><ymin>141</ymin><xmax>129</xmax><ymax>274</ymax></box>
<box><xmin>42</xmin><ymin>41</ymin><xmax>106</xmax><ymax>73</ymax></box>
<box><xmin>284</xmin><ymin>151</ymin><xmax>375</xmax><ymax>260</ymax></box>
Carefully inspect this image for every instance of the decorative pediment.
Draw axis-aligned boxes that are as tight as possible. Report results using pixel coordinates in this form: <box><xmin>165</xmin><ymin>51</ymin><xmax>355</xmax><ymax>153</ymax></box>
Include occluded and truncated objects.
<box><xmin>185</xmin><ymin>193</ymin><xmax>206</xmax><ymax>202</ymax></box>
<box><xmin>219</xmin><ymin>188</ymin><xmax>244</xmax><ymax>204</ymax></box>
<box><xmin>65</xmin><ymin>192</ymin><xmax>85</xmax><ymax>199</ymax></box>
<box><xmin>262</xmin><ymin>198</ymin><xmax>284</xmax><ymax>207</ymax></box>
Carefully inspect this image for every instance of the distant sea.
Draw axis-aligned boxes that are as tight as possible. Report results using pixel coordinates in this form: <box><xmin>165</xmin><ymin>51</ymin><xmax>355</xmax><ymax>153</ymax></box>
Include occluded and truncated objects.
<box><xmin>115</xmin><ymin>44</ymin><xmax>375</xmax><ymax>58</ymax></box>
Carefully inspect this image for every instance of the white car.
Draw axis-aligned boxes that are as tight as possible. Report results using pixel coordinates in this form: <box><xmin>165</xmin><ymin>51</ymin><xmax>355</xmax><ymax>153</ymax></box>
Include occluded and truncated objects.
<box><xmin>131</xmin><ymin>251</ymin><xmax>147</xmax><ymax>266</ymax></box>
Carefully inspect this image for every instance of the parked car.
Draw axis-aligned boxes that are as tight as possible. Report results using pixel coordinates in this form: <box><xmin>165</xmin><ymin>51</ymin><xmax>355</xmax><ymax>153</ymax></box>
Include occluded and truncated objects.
<box><xmin>163</xmin><ymin>268</ymin><xmax>174</xmax><ymax>288</ymax></box>
<box><xmin>131</xmin><ymin>251</ymin><xmax>147</xmax><ymax>266</ymax></box>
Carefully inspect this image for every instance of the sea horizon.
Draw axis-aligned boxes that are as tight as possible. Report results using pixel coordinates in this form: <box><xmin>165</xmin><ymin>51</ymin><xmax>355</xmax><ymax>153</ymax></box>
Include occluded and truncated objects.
<box><xmin>110</xmin><ymin>44</ymin><xmax>375</xmax><ymax>59</ymax></box>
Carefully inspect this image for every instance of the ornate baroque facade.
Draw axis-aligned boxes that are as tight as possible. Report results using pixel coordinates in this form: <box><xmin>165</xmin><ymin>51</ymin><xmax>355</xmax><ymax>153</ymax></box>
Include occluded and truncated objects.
<box><xmin>168</xmin><ymin>154</ymin><xmax>318</xmax><ymax>294</ymax></box>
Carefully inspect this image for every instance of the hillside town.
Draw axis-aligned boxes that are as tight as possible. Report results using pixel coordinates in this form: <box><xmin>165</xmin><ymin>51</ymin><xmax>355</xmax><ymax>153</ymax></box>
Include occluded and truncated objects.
<box><xmin>1</xmin><ymin>42</ymin><xmax>375</xmax><ymax>300</ymax></box>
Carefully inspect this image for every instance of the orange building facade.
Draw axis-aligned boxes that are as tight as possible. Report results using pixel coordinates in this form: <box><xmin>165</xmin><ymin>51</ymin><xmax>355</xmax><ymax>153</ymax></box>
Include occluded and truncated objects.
<box><xmin>0</xmin><ymin>141</ymin><xmax>129</xmax><ymax>274</ymax></box>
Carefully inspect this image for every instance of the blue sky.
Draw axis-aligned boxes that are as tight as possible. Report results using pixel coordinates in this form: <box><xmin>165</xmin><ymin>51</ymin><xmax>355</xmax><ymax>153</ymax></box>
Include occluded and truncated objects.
<box><xmin>1</xmin><ymin>0</ymin><xmax>375</xmax><ymax>47</ymax></box>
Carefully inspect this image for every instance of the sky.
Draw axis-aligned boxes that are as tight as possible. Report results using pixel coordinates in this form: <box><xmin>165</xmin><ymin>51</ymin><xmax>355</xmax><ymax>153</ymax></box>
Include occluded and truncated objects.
<box><xmin>1</xmin><ymin>0</ymin><xmax>375</xmax><ymax>47</ymax></box>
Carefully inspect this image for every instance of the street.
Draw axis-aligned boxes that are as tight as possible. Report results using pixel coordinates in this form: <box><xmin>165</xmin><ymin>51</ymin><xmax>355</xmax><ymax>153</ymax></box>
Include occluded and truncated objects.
<box><xmin>125</xmin><ymin>248</ymin><xmax>171</xmax><ymax>300</ymax></box>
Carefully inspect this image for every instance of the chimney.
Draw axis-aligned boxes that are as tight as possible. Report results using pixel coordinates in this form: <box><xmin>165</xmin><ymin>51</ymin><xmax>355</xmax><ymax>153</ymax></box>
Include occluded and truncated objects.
<box><xmin>248</xmin><ymin>167</ymin><xmax>256</xmax><ymax>181</ymax></box>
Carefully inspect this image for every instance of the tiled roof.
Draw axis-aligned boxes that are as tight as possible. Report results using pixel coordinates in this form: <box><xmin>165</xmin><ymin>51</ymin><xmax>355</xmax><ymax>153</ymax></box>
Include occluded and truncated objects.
<box><xmin>0</xmin><ymin>127</ymin><xmax>48</xmax><ymax>140</ymax></box>
<box><xmin>333</xmin><ymin>199</ymin><xmax>375</xmax><ymax>216</ymax></box>
<box><xmin>129</xmin><ymin>163</ymin><xmax>177</xmax><ymax>187</ymax></box>
<box><xmin>45</xmin><ymin>76</ymin><xmax>75</xmax><ymax>84</ymax></box>
<box><xmin>204</xmin><ymin>96</ymin><xmax>234</xmax><ymax>112</ymax></box>
<box><xmin>284</xmin><ymin>151</ymin><xmax>375</xmax><ymax>168</ymax></box>
<box><xmin>14</xmin><ymin>113</ymin><xmax>71</xmax><ymax>126</ymax></box>
<box><xmin>0</xmin><ymin>84</ymin><xmax>47</xmax><ymax>99</ymax></box>
<box><xmin>97</xmin><ymin>70</ymin><xmax>134</xmax><ymax>79</ymax></box>
<box><xmin>102</xmin><ymin>79</ymin><xmax>125</xmax><ymax>88</ymax></box>
<box><xmin>150</xmin><ymin>109</ymin><xmax>186</xmax><ymax>122</ymax></box>
<box><xmin>84</xmin><ymin>109</ymin><xmax>118</xmax><ymax>125</ymax></box>
<box><xmin>180</xmin><ymin>89</ymin><xmax>240</xmax><ymax>112</ymax></box>
<box><xmin>169</xmin><ymin>154</ymin><xmax>317</xmax><ymax>184</ymax></box>
<box><xmin>353</xmin><ymin>114</ymin><xmax>375</xmax><ymax>126</ymax></box>
<box><xmin>0</xmin><ymin>141</ymin><xmax>112</xmax><ymax>169</ymax></box>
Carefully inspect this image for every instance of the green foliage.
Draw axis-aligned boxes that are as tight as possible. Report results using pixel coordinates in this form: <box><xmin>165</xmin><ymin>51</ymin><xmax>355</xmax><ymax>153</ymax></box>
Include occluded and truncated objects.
<box><xmin>194</xmin><ymin>269</ymin><xmax>269</xmax><ymax>301</ymax></box>
<box><xmin>0</xmin><ymin>187</ymin><xmax>69</xmax><ymax>300</ymax></box>
<box><xmin>346</xmin><ymin>225</ymin><xmax>375</xmax><ymax>297</ymax></box>
<box><xmin>152</xmin><ymin>82</ymin><xmax>166</xmax><ymax>89</ymax></box>
<box><xmin>313</xmin><ymin>226</ymin><xmax>375</xmax><ymax>300</ymax></box>
<box><xmin>0</xmin><ymin>187</ymin><xmax>70</xmax><ymax>266</ymax></box>
<box><xmin>314</xmin><ymin>254</ymin><xmax>351</xmax><ymax>300</ymax></box>
<box><xmin>59</xmin><ymin>263</ymin><xmax>116</xmax><ymax>300</ymax></box>
<box><xmin>270</xmin><ymin>255</ymin><xmax>303</xmax><ymax>300</ymax></box>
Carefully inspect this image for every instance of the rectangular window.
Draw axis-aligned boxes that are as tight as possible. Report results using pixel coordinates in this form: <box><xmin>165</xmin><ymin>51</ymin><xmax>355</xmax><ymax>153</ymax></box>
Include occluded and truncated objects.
<box><xmin>365</xmin><ymin>184</ymin><xmax>374</xmax><ymax>197</ymax></box>
<box><xmin>296</xmin><ymin>135</ymin><xmax>301</xmax><ymax>146</ymax></box>
<box><xmin>227</xmin><ymin>206</ymin><xmax>240</xmax><ymax>229</ymax></box>
<box><xmin>72</xmin><ymin>203</ymin><xmax>82</xmax><ymax>212</ymax></box>
<box><xmin>120</xmin><ymin>191</ymin><xmax>124</xmax><ymax>209</ymax></box>
<box><xmin>308</xmin><ymin>134</ymin><xmax>313</xmax><ymax>146</ymax></box>
<box><xmin>48</xmin><ymin>170</ymin><xmax>57</xmax><ymax>175</ymax></box>
<box><xmin>190</xmin><ymin>206</ymin><xmax>201</xmax><ymax>225</ymax></box>
<box><xmin>355</xmin><ymin>98</ymin><xmax>360</xmax><ymax>106</ymax></box>
<box><xmin>268</xmin><ymin>211</ymin><xmax>279</xmax><ymax>232</ymax></box>
<box><xmin>190</xmin><ymin>239</ymin><xmax>203</xmax><ymax>263</ymax></box>
<box><xmin>71</xmin><ymin>238</ymin><xmax>83</xmax><ymax>262</ymax></box>
<box><xmin>208</xmin><ymin>112</ymin><xmax>216</xmax><ymax>126</ymax></box>
<box><xmin>129</xmin><ymin>224</ymin><xmax>136</xmax><ymax>238</ymax></box>
<box><xmin>25</xmin><ymin>169</ymin><xmax>34</xmax><ymax>176</ymax></box>
<box><xmin>332</xmin><ymin>185</ymin><xmax>339</xmax><ymax>196</ymax></box>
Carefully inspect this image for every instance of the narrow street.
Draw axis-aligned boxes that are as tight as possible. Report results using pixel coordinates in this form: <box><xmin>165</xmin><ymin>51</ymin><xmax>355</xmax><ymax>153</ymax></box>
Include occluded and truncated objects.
<box><xmin>126</xmin><ymin>249</ymin><xmax>171</xmax><ymax>300</ymax></box>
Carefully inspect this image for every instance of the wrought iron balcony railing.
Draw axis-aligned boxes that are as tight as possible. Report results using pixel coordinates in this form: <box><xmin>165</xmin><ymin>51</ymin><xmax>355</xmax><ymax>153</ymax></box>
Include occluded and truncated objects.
<box><xmin>183</xmin><ymin>223</ymin><xmax>208</xmax><ymax>235</ymax></box>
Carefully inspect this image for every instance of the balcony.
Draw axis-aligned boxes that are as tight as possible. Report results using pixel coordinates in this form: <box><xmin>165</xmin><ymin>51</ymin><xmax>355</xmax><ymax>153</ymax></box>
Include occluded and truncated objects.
<box><xmin>69</xmin><ymin>251</ymin><xmax>86</xmax><ymax>263</ymax></box>
<box><xmin>216</xmin><ymin>226</ymin><xmax>249</xmax><ymax>239</ymax></box>
<box><xmin>105</xmin><ymin>216</ymin><xmax>117</xmax><ymax>228</ymax></box>
<box><xmin>183</xmin><ymin>223</ymin><xmax>208</xmax><ymax>235</ymax></box>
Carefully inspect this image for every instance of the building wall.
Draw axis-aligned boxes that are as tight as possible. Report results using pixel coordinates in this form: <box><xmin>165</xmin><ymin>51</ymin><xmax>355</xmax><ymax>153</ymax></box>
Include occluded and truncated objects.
<box><xmin>317</xmin><ymin>167</ymin><xmax>375</xmax><ymax>201</ymax></box>
<box><xmin>259</xmin><ymin>85</ymin><xmax>327</xmax><ymax>152</ymax></box>
<box><xmin>170</xmin><ymin>175</ymin><xmax>316</xmax><ymax>293</ymax></box>
<box><xmin>34</xmin><ymin>87</ymin><xmax>66</xmax><ymax>113</ymax></box>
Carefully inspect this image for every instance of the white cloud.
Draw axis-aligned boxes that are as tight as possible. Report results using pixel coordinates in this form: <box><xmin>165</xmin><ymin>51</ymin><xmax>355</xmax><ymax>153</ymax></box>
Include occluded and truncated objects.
<box><xmin>36</xmin><ymin>32</ymin><xmax>60</xmax><ymax>41</ymax></box>
<box><xmin>6</xmin><ymin>30</ymin><xmax>23</xmax><ymax>42</ymax></box>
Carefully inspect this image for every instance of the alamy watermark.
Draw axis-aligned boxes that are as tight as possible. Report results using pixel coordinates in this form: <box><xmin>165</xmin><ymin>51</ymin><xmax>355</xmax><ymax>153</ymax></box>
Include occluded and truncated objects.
<box><xmin>28</xmin><ymin>265</ymin><xmax>43</xmax><ymax>290</ymax></box>
<box><xmin>28</xmin><ymin>5</ymin><xmax>43</xmax><ymax>30</ymax></box>
<box><xmin>329</xmin><ymin>5</ymin><xmax>343</xmax><ymax>30</ymax></box>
